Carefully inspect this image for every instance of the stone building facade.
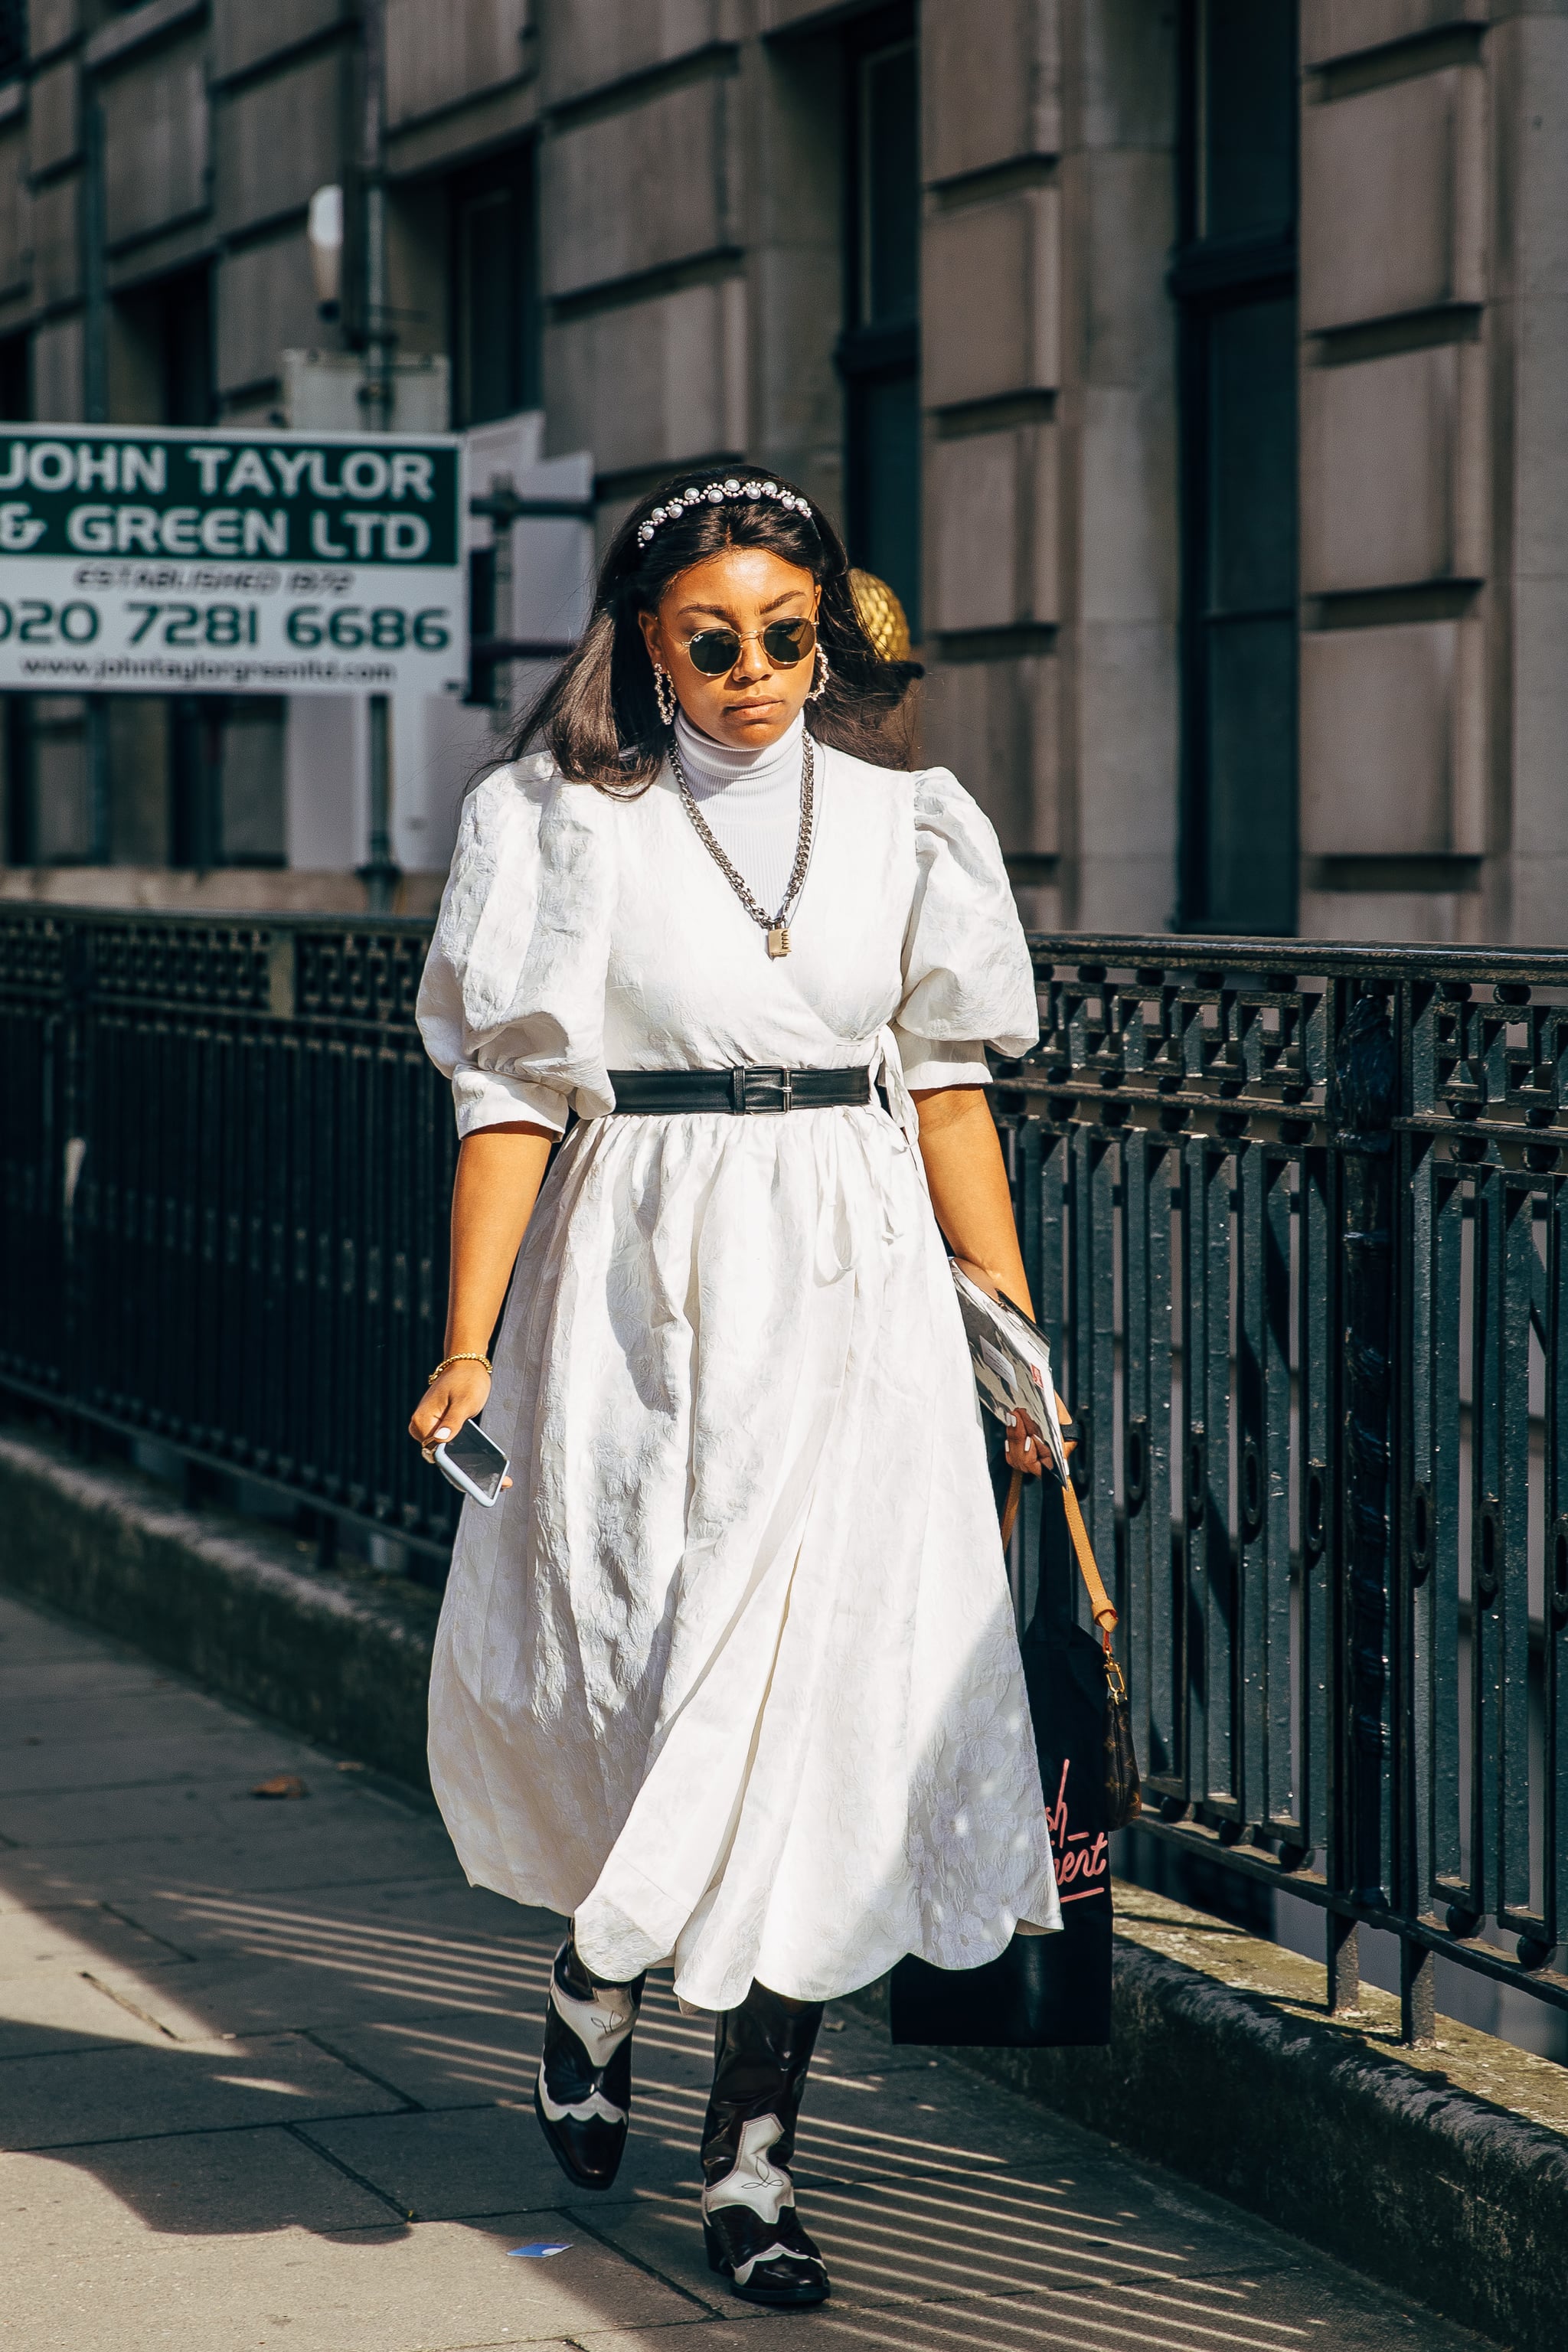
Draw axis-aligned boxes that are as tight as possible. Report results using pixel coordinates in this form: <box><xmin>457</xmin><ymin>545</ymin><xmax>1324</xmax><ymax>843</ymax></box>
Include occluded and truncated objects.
<box><xmin>0</xmin><ymin>0</ymin><xmax>1563</xmax><ymax>945</ymax></box>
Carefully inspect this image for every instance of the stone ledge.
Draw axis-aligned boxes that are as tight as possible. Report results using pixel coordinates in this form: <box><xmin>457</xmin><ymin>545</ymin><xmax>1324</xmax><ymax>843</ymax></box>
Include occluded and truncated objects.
<box><xmin>852</xmin><ymin>1883</ymin><xmax>1568</xmax><ymax>2352</ymax></box>
<box><xmin>2</xmin><ymin>1419</ymin><xmax>1564</xmax><ymax>2347</ymax></box>
<box><xmin>0</xmin><ymin>1424</ymin><xmax>439</xmax><ymax>1789</ymax></box>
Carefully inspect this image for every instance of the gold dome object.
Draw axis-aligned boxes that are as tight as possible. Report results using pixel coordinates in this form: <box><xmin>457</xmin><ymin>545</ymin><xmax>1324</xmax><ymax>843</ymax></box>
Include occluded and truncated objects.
<box><xmin>849</xmin><ymin>568</ymin><xmax>913</xmax><ymax>661</ymax></box>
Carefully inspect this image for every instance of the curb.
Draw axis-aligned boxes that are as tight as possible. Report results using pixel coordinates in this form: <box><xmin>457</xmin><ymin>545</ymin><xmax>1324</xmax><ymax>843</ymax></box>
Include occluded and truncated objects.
<box><xmin>3</xmin><ymin>1421</ymin><xmax>1564</xmax><ymax>2348</ymax></box>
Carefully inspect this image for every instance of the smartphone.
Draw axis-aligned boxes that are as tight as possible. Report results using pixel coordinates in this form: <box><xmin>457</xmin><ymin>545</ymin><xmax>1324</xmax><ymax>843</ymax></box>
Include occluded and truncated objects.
<box><xmin>433</xmin><ymin>1418</ymin><xmax>511</xmax><ymax>1508</ymax></box>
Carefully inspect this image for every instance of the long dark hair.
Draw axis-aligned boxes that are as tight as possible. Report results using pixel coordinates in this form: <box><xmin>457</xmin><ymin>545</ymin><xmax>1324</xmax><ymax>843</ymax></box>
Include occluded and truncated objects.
<box><xmin>508</xmin><ymin>466</ymin><xmax>921</xmax><ymax>789</ymax></box>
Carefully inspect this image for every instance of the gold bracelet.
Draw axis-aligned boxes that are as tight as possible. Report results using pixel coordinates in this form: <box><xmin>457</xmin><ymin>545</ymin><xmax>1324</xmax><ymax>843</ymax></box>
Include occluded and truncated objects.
<box><xmin>427</xmin><ymin>1351</ymin><xmax>492</xmax><ymax>1385</ymax></box>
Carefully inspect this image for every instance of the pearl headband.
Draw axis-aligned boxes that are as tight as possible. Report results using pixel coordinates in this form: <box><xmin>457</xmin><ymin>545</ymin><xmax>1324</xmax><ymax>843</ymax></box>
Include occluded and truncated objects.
<box><xmin>636</xmin><ymin>476</ymin><xmax>813</xmax><ymax>547</ymax></box>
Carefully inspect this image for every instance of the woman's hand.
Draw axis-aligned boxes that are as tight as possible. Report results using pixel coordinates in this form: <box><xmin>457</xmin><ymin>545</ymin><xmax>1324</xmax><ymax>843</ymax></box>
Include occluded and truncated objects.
<box><xmin>409</xmin><ymin>1362</ymin><xmax>501</xmax><ymax>1470</ymax></box>
<box><xmin>947</xmin><ymin>1259</ymin><xmax>1073</xmax><ymax>1481</ymax></box>
<box><xmin>1004</xmin><ymin>1413</ymin><xmax>1047</xmax><ymax>1478</ymax></box>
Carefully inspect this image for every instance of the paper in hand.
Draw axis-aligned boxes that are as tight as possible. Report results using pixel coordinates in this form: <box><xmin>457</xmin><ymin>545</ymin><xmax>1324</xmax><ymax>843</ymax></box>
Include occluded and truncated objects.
<box><xmin>949</xmin><ymin>1259</ymin><xmax>1072</xmax><ymax>1486</ymax></box>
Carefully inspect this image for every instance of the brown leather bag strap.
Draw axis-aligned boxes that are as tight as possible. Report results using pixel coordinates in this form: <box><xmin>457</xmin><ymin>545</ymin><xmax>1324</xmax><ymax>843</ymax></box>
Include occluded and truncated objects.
<box><xmin>1061</xmin><ymin>1479</ymin><xmax>1119</xmax><ymax>1636</ymax></box>
<box><xmin>1000</xmin><ymin>1464</ymin><xmax>1119</xmax><ymax>1642</ymax></box>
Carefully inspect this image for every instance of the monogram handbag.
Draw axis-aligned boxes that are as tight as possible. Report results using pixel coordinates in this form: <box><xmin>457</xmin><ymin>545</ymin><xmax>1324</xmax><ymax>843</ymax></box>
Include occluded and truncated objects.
<box><xmin>1059</xmin><ymin>1475</ymin><xmax>1142</xmax><ymax>1834</ymax></box>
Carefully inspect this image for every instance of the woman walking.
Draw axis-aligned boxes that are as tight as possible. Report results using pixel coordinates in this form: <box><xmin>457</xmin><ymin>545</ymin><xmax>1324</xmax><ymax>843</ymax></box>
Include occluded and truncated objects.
<box><xmin>410</xmin><ymin>469</ymin><xmax>1058</xmax><ymax>2308</ymax></box>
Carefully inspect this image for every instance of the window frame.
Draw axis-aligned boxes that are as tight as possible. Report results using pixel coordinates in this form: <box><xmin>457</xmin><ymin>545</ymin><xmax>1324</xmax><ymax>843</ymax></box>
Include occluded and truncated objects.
<box><xmin>448</xmin><ymin>143</ymin><xmax>541</xmax><ymax>433</ymax></box>
<box><xmin>1173</xmin><ymin>0</ymin><xmax>1301</xmax><ymax>936</ymax></box>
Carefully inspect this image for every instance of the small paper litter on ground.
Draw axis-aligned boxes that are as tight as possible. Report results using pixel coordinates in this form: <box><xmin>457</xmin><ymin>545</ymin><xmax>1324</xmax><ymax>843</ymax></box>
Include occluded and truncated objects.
<box><xmin>507</xmin><ymin>2243</ymin><xmax>571</xmax><ymax>2259</ymax></box>
<box><xmin>250</xmin><ymin>1773</ymin><xmax>309</xmax><ymax>1799</ymax></box>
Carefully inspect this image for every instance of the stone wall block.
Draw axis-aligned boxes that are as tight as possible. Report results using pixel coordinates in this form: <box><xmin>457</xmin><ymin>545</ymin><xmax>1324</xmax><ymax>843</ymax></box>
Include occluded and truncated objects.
<box><xmin>30</xmin><ymin>171</ymin><xmax>78</xmax><ymax>309</ymax></box>
<box><xmin>1082</xmin><ymin>147</ymin><xmax>1176</xmax><ymax>391</ymax></box>
<box><xmin>29</xmin><ymin>0</ymin><xmax>79</xmax><ymax>63</ymax></box>
<box><xmin>1500</xmin><ymin>14</ymin><xmax>1568</xmax><ymax>305</ymax></box>
<box><xmin>387</xmin><ymin>0</ymin><xmax>531</xmax><ymax>127</ymax></box>
<box><xmin>1080</xmin><ymin>0</ymin><xmax>1178</xmax><ymax>152</ymax></box>
<box><xmin>28</xmin><ymin>58</ymin><xmax>77</xmax><ymax>178</ymax></box>
<box><xmin>1304</xmin><ymin>0</ymin><xmax>1487</xmax><ymax>67</ymax></box>
<box><xmin>212</xmin><ymin>0</ymin><xmax>345</xmax><ymax>85</ymax></box>
<box><xmin>924</xmin><ymin>188</ymin><xmax>1058</xmax><ymax>409</ymax></box>
<box><xmin>1510</xmin><ymin>577</ymin><xmax>1568</xmax><ymax>862</ymax></box>
<box><xmin>217</xmin><ymin>50</ymin><xmax>340</xmax><ymax>237</ymax></box>
<box><xmin>929</xmin><ymin>422</ymin><xmax>1057</xmax><ymax>633</ymax></box>
<box><xmin>749</xmin><ymin>245</ymin><xmax>843</xmax><ymax>462</ymax></box>
<box><xmin>0</xmin><ymin>129</ymin><xmax>28</xmax><ymax>299</ymax></box>
<box><xmin>1512</xmin><ymin>293</ymin><xmax>1568</xmax><ymax>589</ymax></box>
<box><xmin>544</xmin><ymin>276</ymin><xmax>746</xmax><ymax>479</ymax></box>
<box><xmin>1302</xmin><ymin>342</ymin><xmax>1487</xmax><ymax>593</ymax></box>
<box><xmin>1301</xmin><ymin>68</ymin><xmax>1485</xmax><ymax>330</ymax></box>
<box><xmin>1300</xmin><ymin>620</ymin><xmax>1483</xmax><ymax>857</ymax></box>
<box><xmin>923</xmin><ymin>0</ymin><xmax>1059</xmax><ymax>184</ymax></box>
<box><xmin>544</xmin><ymin>78</ymin><xmax>733</xmax><ymax>296</ymax></box>
<box><xmin>215</xmin><ymin>234</ymin><xmax>320</xmax><ymax>400</ymax></box>
<box><xmin>1075</xmin><ymin>619</ymin><xmax>1179</xmax><ymax>902</ymax></box>
<box><xmin>31</xmin><ymin>312</ymin><xmax>83</xmax><ymax>421</ymax></box>
<box><xmin>920</xmin><ymin>651</ymin><xmax>1059</xmax><ymax>855</ymax></box>
<box><xmin>100</xmin><ymin>38</ymin><xmax>209</xmax><ymax>249</ymax></box>
<box><xmin>545</xmin><ymin>0</ymin><xmax>731</xmax><ymax>107</ymax></box>
<box><xmin>1079</xmin><ymin>382</ymin><xmax>1178</xmax><ymax>626</ymax></box>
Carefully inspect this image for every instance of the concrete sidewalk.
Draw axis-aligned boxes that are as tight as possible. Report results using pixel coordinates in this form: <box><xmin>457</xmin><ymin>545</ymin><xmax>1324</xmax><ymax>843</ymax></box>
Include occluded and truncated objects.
<box><xmin>0</xmin><ymin>1587</ymin><xmax>1491</xmax><ymax>2352</ymax></box>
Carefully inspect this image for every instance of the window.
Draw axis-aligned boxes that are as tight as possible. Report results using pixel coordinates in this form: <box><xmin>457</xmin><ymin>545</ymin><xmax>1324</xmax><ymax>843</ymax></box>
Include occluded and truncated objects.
<box><xmin>114</xmin><ymin>266</ymin><xmax>214</xmax><ymax>427</ymax></box>
<box><xmin>450</xmin><ymin>149</ymin><xmax>540</xmax><ymax>429</ymax></box>
<box><xmin>0</xmin><ymin>3</ymin><xmax>24</xmax><ymax>80</ymax></box>
<box><xmin>1175</xmin><ymin>0</ymin><xmax>1299</xmax><ymax>934</ymax></box>
<box><xmin>840</xmin><ymin>5</ymin><xmax>920</xmax><ymax>638</ymax></box>
<box><xmin>96</xmin><ymin>269</ymin><xmax>224</xmax><ymax>869</ymax></box>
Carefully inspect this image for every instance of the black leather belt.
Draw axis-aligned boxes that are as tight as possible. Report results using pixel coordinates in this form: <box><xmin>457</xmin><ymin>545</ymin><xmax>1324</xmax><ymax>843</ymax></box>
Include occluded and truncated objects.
<box><xmin>606</xmin><ymin>1066</ymin><xmax>874</xmax><ymax>1116</ymax></box>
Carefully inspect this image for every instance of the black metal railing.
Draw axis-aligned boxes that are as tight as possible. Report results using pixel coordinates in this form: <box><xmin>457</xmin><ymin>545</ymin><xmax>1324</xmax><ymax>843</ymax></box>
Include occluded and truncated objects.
<box><xmin>0</xmin><ymin>906</ymin><xmax>460</xmax><ymax>1563</ymax></box>
<box><xmin>2</xmin><ymin>907</ymin><xmax>1565</xmax><ymax>2028</ymax></box>
<box><xmin>992</xmin><ymin>936</ymin><xmax>1568</xmax><ymax>2038</ymax></box>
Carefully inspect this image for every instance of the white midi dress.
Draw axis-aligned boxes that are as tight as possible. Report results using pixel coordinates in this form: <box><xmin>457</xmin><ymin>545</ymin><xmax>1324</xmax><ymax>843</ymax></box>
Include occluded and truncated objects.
<box><xmin>416</xmin><ymin>730</ymin><xmax>1062</xmax><ymax>2013</ymax></box>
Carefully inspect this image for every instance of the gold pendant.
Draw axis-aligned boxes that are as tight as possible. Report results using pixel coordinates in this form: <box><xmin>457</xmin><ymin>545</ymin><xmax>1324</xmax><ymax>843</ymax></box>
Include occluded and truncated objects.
<box><xmin>767</xmin><ymin>925</ymin><xmax>790</xmax><ymax>958</ymax></box>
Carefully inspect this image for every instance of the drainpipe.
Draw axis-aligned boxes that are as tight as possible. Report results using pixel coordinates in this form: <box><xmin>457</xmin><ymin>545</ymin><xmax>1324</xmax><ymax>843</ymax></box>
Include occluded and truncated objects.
<box><xmin>356</xmin><ymin>0</ymin><xmax>400</xmax><ymax>915</ymax></box>
<box><xmin>82</xmin><ymin>70</ymin><xmax>109</xmax><ymax>862</ymax></box>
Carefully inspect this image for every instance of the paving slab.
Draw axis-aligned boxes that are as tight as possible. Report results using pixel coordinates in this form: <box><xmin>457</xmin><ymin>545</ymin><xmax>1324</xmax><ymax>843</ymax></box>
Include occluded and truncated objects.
<box><xmin>0</xmin><ymin>1762</ymin><xmax>429</xmax><ymax>1850</ymax></box>
<box><xmin>0</xmin><ymin>1807</ymin><xmax>462</xmax><ymax>1900</ymax></box>
<box><xmin>0</xmin><ymin>2198</ymin><xmax>697</xmax><ymax>2352</ymax></box>
<box><xmin>0</xmin><ymin>1586</ymin><xmax>1494</xmax><ymax>2352</ymax></box>
<box><xmin>0</xmin><ymin>1899</ymin><xmax>185</xmax><ymax>1981</ymax></box>
<box><xmin>568</xmin><ymin>2260</ymin><xmax>1459</xmax><ymax>2352</ymax></box>
<box><xmin>0</xmin><ymin>2122</ymin><xmax>397</xmax><ymax>2239</ymax></box>
<box><xmin>0</xmin><ymin>2028</ymin><xmax>408</xmax><ymax>2151</ymax></box>
<box><xmin>0</xmin><ymin>1655</ymin><xmax>183</xmax><ymax>1703</ymax></box>
<box><xmin>0</xmin><ymin>1724</ymin><xmax>299</xmax><ymax>1796</ymax></box>
<box><xmin>299</xmin><ymin>2102</ymin><xmax>663</xmax><ymax>2222</ymax></box>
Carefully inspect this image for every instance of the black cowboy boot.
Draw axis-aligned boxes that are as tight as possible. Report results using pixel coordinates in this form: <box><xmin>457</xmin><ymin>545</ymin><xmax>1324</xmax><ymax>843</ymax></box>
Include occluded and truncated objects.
<box><xmin>701</xmin><ymin>1980</ymin><xmax>829</xmax><ymax>2308</ymax></box>
<box><xmin>533</xmin><ymin>1932</ymin><xmax>645</xmax><ymax>2190</ymax></box>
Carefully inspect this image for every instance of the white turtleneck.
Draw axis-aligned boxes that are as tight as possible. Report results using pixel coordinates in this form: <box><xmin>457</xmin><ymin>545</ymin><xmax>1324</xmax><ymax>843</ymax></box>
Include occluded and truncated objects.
<box><xmin>671</xmin><ymin>704</ymin><xmax>988</xmax><ymax>1086</ymax></box>
<box><xmin>673</xmin><ymin>707</ymin><xmax>808</xmax><ymax>919</ymax></box>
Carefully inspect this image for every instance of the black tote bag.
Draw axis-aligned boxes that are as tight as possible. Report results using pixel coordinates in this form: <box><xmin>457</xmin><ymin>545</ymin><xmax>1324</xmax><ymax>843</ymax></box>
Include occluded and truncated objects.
<box><xmin>890</xmin><ymin>1477</ymin><xmax>1113</xmax><ymax>2047</ymax></box>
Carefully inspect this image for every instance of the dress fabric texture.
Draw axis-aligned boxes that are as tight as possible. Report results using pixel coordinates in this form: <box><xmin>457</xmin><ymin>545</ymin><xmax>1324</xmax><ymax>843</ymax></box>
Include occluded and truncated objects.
<box><xmin>416</xmin><ymin>730</ymin><xmax>1063</xmax><ymax>2012</ymax></box>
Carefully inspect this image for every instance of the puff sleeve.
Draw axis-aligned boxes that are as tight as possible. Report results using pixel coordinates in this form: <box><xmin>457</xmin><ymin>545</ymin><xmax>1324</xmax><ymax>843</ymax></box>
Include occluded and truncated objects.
<box><xmin>891</xmin><ymin>767</ymin><xmax>1040</xmax><ymax>1089</ymax></box>
<box><xmin>416</xmin><ymin>756</ymin><xmax>616</xmax><ymax>1138</ymax></box>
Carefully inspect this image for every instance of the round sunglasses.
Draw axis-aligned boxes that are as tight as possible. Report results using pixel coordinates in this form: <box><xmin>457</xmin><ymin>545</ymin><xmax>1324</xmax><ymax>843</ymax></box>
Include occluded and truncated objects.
<box><xmin>679</xmin><ymin>616</ymin><xmax>816</xmax><ymax>676</ymax></box>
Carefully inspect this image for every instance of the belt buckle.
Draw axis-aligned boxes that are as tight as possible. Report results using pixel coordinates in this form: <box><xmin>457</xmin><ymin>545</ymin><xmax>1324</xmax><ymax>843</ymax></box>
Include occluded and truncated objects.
<box><xmin>738</xmin><ymin>1066</ymin><xmax>792</xmax><ymax>1114</ymax></box>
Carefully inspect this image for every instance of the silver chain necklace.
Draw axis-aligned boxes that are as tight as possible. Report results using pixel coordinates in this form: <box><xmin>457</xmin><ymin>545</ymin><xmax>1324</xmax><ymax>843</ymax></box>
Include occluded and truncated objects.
<box><xmin>668</xmin><ymin>728</ymin><xmax>816</xmax><ymax>958</ymax></box>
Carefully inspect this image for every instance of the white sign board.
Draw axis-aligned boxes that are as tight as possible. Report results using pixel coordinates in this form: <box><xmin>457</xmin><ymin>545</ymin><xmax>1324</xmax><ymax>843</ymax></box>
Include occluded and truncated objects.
<box><xmin>0</xmin><ymin>423</ymin><xmax>465</xmax><ymax>697</ymax></box>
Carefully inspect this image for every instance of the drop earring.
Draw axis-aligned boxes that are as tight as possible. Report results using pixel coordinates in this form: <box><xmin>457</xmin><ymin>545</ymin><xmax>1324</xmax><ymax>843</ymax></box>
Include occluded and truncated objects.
<box><xmin>652</xmin><ymin>659</ymin><xmax>677</xmax><ymax>728</ymax></box>
<box><xmin>808</xmin><ymin>648</ymin><xmax>831</xmax><ymax>701</ymax></box>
